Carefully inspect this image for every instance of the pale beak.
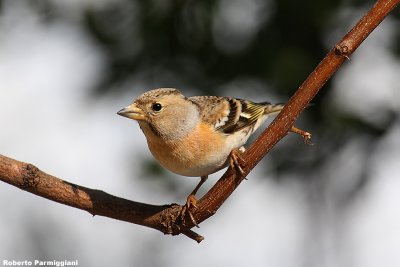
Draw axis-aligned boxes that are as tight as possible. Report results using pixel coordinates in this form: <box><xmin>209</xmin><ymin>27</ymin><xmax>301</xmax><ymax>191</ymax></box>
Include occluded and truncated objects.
<box><xmin>117</xmin><ymin>103</ymin><xmax>145</xmax><ymax>120</ymax></box>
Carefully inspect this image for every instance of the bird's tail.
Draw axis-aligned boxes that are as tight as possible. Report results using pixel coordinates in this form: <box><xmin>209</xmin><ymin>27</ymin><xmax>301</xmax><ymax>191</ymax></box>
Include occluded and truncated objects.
<box><xmin>261</xmin><ymin>103</ymin><xmax>285</xmax><ymax>116</ymax></box>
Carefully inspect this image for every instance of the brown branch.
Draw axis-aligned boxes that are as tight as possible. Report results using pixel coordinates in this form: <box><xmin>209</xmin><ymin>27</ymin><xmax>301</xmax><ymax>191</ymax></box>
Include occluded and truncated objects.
<box><xmin>0</xmin><ymin>154</ymin><xmax>203</xmax><ymax>242</ymax></box>
<box><xmin>183</xmin><ymin>0</ymin><xmax>400</xmax><ymax>230</ymax></box>
<box><xmin>0</xmin><ymin>0</ymin><xmax>398</xmax><ymax>243</ymax></box>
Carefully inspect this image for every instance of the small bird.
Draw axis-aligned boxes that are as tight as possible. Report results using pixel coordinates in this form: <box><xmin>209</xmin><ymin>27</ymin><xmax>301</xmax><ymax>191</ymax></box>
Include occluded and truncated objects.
<box><xmin>118</xmin><ymin>88</ymin><xmax>310</xmax><ymax>224</ymax></box>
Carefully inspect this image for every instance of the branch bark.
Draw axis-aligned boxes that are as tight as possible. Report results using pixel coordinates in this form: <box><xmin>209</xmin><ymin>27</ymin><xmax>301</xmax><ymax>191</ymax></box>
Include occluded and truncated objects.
<box><xmin>1</xmin><ymin>0</ymin><xmax>398</xmax><ymax>243</ymax></box>
<box><xmin>187</xmin><ymin>0</ymin><xmax>400</xmax><ymax>235</ymax></box>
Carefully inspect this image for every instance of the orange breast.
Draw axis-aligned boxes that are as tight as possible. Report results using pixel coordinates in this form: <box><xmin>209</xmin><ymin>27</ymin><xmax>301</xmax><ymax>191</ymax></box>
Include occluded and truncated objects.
<box><xmin>146</xmin><ymin>123</ymin><xmax>228</xmax><ymax>177</ymax></box>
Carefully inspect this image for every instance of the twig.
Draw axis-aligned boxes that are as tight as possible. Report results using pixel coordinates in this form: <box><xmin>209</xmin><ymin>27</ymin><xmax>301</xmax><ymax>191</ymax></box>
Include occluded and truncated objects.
<box><xmin>0</xmin><ymin>0</ymin><xmax>398</xmax><ymax>243</ymax></box>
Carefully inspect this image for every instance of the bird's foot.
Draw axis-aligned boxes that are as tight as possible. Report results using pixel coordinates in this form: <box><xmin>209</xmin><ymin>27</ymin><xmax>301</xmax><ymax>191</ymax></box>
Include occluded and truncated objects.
<box><xmin>180</xmin><ymin>194</ymin><xmax>199</xmax><ymax>227</ymax></box>
<box><xmin>229</xmin><ymin>147</ymin><xmax>247</xmax><ymax>179</ymax></box>
<box><xmin>179</xmin><ymin>175</ymin><xmax>208</xmax><ymax>227</ymax></box>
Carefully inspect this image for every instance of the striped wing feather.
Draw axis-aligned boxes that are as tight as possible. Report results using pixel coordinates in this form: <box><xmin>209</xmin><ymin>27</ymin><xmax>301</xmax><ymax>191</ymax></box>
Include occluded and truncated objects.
<box><xmin>189</xmin><ymin>96</ymin><xmax>284</xmax><ymax>135</ymax></box>
<box><xmin>218</xmin><ymin>99</ymin><xmax>268</xmax><ymax>134</ymax></box>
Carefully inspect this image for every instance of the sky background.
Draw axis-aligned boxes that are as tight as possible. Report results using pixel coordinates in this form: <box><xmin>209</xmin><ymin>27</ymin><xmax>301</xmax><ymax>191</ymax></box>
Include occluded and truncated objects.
<box><xmin>1</xmin><ymin>1</ymin><xmax>400</xmax><ymax>267</ymax></box>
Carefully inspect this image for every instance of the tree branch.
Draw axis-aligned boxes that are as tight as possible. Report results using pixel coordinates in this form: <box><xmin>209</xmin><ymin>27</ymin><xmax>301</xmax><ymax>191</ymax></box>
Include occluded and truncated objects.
<box><xmin>1</xmin><ymin>0</ymin><xmax>398</xmax><ymax>243</ymax></box>
<box><xmin>185</xmin><ymin>0</ymin><xmax>400</xmax><ymax>233</ymax></box>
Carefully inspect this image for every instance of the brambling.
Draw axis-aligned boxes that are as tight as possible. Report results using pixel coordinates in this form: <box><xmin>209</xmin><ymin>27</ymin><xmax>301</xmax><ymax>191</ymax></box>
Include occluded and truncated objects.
<box><xmin>118</xmin><ymin>88</ymin><xmax>310</xmax><ymax>225</ymax></box>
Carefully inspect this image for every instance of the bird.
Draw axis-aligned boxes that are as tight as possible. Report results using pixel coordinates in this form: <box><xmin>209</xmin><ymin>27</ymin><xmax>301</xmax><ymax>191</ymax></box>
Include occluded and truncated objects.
<box><xmin>118</xmin><ymin>88</ymin><xmax>310</xmax><ymax>225</ymax></box>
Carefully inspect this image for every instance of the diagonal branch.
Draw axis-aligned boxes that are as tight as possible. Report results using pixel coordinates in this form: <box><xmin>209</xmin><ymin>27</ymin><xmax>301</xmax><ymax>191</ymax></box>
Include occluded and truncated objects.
<box><xmin>183</xmin><ymin>0</ymin><xmax>400</xmax><ymax>234</ymax></box>
<box><xmin>1</xmin><ymin>0</ymin><xmax>398</xmax><ymax>243</ymax></box>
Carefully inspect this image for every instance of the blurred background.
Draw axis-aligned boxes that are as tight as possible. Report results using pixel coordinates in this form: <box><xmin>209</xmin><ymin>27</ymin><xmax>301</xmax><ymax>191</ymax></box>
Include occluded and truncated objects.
<box><xmin>1</xmin><ymin>0</ymin><xmax>400</xmax><ymax>266</ymax></box>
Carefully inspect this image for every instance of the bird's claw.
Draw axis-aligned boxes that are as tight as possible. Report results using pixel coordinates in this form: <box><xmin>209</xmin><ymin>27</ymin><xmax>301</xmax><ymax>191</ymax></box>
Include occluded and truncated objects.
<box><xmin>180</xmin><ymin>194</ymin><xmax>199</xmax><ymax>227</ymax></box>
<box><xmin>229</xmin><ymin>148</ymin><xmax>247</xmax><ymax>179</ymax></box>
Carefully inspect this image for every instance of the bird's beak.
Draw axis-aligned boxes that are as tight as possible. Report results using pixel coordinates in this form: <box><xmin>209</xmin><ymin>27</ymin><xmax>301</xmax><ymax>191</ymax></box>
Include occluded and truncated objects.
<box><xmin>117</xmin><ymin>103</ymin><xmax>145</xmax><ymax>120</ymax></box>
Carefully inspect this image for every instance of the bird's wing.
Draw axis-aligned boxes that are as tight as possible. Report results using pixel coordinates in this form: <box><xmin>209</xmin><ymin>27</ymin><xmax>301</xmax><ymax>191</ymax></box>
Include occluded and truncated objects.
<box><xmin>189</xmin><ymin>96</ymin><xmax>284</xmax><ymax>134</ymax></box>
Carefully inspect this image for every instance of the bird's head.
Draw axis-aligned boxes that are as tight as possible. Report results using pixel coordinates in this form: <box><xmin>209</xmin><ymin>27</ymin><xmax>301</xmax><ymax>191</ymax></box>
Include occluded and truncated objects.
<box><xmin>118</xmin><ymin>88</ymin><xmax>199</xmax><ymax>140</ymax></box>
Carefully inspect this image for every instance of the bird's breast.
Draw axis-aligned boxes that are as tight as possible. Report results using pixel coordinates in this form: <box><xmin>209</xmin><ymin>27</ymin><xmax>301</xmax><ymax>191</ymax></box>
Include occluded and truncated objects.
<box><xmin>145</xmin><ymin>123</ymin><xmax>230</xmax><ymax>177</ymax></box>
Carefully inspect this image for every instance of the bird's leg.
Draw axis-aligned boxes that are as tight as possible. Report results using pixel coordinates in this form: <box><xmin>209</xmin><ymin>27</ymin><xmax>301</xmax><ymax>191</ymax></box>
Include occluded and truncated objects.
<box><xmin>180</xmin><ymin>175</ymin><xmax>208</xmax><ymax>227</ymax></box>
<box><xmin>290</xmin><ymin>126</ymin><xmax>312</xmax><ymax>145</ymax></box>
<box><xmin>186</xmin><ymin>175</ymin><xmax>208</xmax><ymax>209</ymax></box>
<box><xmin>229</xmin><ymin>147</ymin><xmax>247</xmax><ymax>179</ymax></box>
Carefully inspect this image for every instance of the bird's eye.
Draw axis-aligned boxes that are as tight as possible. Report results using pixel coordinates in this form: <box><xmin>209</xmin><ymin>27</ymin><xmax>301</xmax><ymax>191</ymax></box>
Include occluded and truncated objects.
<box><xmin>151</xmin><ymin>102</ymin><xmax>163</xmax><ymax>112</ymax></box>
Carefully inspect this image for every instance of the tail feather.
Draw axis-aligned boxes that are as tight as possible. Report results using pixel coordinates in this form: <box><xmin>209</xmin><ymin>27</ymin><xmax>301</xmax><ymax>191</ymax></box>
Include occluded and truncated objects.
<box><xmin>262</xmin><ymin>103</ymin><xmax>285</xmax><ymax>115</ymax></box>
